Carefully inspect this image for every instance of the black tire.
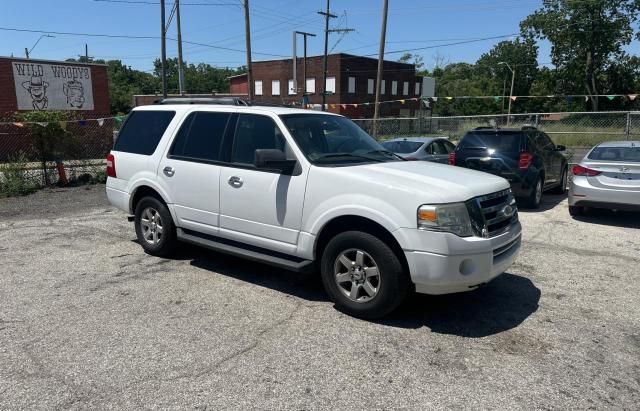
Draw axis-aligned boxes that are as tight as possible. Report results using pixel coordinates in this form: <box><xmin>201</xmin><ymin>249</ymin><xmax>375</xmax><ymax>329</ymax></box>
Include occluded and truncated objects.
<box><xmin>551</xmin><ymin>167</ymin><xmax>568</xmax><ymax>194</ymax></box>
<box><xmin>525</xmin><ymin>176</ymin><xmax>543</xmax><ymax>209</ymax></box>
<box><xmin>320</xmin><ymin>231</ymin><xmax>410</xmax><ymax>319</ymax></box>
<box><xmin>134</xmin><ymin>196</ymin><xmax>177</xmax><ymax>257</ymax></box>
<box><xmin>568</xmin><ymin>205</ymin><xmax>584</xmax><ymax>216</ymax></box>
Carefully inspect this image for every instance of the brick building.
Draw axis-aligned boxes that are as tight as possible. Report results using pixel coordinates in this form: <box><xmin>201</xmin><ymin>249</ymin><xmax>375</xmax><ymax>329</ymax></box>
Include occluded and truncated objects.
<box><xmin>0</xmin><ymin>57</ymin><xmax>110</xmax><ymax>117</ymax></box>
<box><xmin>231</xmin><ymin>53</ymin><xmax>425</xmax><ymax>118</ymax></box>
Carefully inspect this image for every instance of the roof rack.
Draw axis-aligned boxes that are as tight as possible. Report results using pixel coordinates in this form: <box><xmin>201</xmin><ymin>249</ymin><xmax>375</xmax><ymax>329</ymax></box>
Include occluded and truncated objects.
<box><xmin>520</xmin><ymin>125</ymin><xmax>538</xmax><ymax>130</ymax></box>
<box><xmin>154</xmin><ymin>97</ymin><xmax>250</xmax><ymax>106</ymax></box>
<box><xmin>474</xmin><ymin>126</ymin><xmax>498</xmax><ymax>130</ymax></box>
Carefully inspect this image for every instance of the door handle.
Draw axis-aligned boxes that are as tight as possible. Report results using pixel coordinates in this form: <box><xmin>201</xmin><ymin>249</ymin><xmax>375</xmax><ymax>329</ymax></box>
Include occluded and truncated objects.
<box><xmin>228</xmin><ymin>176</ymin><xmax>243</xmax><ymax>188</ymax></box>
<box><xmin>163</xmin><ymin>166</ymin><xmax>175</xmax><ymax>177</ymax></box>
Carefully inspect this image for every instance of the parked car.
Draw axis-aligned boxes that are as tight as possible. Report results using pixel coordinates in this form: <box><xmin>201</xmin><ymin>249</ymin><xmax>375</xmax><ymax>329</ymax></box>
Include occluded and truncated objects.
<box><xmin>381</xmin><ymin>136</ymin><xmax>455</xmax><ymax>163</ymax></box>
<box><xmin>106</xmin><ymin>99</ymin><xmax>521</xmax><ymax>319</ymax></box>
<box><xmin>568</xmin><ymin>141</ymin><xmax>640</xmax><ymax>216</ymax></box>
<box><xmin>449</xmin><ymin>126</ymin><xmax>568</xmax><ymax>208</ymax></box>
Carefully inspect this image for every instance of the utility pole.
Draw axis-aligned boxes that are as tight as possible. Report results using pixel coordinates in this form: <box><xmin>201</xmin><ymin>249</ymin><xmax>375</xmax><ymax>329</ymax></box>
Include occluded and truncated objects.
<box><xmin>243</xmin><ymin>0</ymin><xmax>254</xmax><ymax>101</ymax></box>
<box><xmin>373</xmin><ymin>0</ymin><xmax>389</xmax><ymax>138</ymax></box>
<box><xmin>160</xmin><ymin>0</ymin><xmax>168</xmax><ymax>99</ymax></box>
<box><xmin>319</xmin><ymin>0</ymin><xmax>335</xmax><ymax>111</ymax></box>
<box><xmin>85</xmin><ymin>44</ymin><xmax>89</xmax><ymax>61</ymax></box>
<box><xmin>24</xmin><ymin>48</ymin><xmax>29</xmax><ymax>59</ymax></box>
<box><xmin>499</xmin><ymin>61</ymin><xmax>515</xmax><ymax>126</ymax></box>
<box><xmin>319</xmin><ymin>2</ymin><xmax>354</xmax><ymax>111</ymax></box>
<box><xmin>292</xmin><ymin>32</ymin><xmax>297</xmax><ymax>96</ymax></box>
<box><xmin>176</xmin><ymin>0</ymin><xmax>185</xmax><ymax>94</ymax></box>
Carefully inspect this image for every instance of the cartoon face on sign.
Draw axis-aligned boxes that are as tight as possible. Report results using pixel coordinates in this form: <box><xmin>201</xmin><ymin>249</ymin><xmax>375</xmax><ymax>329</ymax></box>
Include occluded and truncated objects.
<box><xmin>22</xmin><ymin>76</ymin><xmax>49</xmax><ymax>110</ymax></box>
<box><xmin>63</xmin><ymin>80</ymin><xmax>85</xmax><ymax>108</ymax></box>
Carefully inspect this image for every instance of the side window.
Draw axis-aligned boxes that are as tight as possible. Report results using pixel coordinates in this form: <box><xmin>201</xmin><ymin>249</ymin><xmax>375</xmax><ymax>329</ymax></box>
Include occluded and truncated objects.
<box><xmin>231</xmin><ymin>114</ymin><xmax>286</xmax><ymax>166</ymax></box>
<box><xmin>541</xmin><ymin>132</ymin><xmax>555</xmax><ymax>149</ymax></box>
<box><xmin>169</xmin><ymin>111</ymin><xmax>230</xmax><ymax>161</ymax></box>
<box><xmin>425</xmin><ymin>143</ymin><xmax>435</xmax><ymax>155</ymax></box>
<box><xmin>114</xmin><ymin>110</ymin><xmax>175</xmax><ymax>155</ymax></box>
<box><xmin>443</xmin><ymin>140</ymin><xmax>455</xmax><ymax>153</ymax></box>
<box><xmin>432</xmin><ymin>140</ymin><xmax>450</xmax><ymax>155</ymax></box>
<box><xmin>534</xmin><ymin>132</ymin><xmax>552</xmax><ymax>150</ymax></box>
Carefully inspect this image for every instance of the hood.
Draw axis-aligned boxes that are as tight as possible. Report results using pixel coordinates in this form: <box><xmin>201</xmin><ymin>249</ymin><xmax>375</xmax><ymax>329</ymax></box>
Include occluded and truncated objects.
<box><xmin>339</xmin><ymin>161</ymin><xmax>510</xmax><ymax>203</ymax></box>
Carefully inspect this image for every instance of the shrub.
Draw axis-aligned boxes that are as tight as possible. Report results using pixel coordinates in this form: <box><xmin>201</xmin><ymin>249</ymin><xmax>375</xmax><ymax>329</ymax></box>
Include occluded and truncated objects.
<box><xmin>0</xmin><ymin>153</ymin><xmax>40</xmax><ymax>197</ymax></box>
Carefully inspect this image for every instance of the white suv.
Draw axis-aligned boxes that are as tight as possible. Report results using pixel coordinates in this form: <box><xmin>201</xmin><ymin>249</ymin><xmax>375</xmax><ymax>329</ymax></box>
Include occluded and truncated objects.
<box><xmin>106</xmin><ymin>101</ymin><xmax>521</xmax><ymax>318</ymax></box>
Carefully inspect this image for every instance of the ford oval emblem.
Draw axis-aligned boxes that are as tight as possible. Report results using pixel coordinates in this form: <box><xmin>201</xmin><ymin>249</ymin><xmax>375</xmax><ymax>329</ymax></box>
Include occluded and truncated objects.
<box><xmin>500</xmin><ymin>204</ymin><xmax>515</xmax><ymax>218</ymax></box>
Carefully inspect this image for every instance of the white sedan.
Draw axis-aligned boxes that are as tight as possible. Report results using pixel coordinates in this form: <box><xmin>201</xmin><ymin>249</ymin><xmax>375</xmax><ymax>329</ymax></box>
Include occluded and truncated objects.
<box><xmin>569</xmin><ymin>141</ymin><xmax>640</xmax><ymax>216</ymax></box>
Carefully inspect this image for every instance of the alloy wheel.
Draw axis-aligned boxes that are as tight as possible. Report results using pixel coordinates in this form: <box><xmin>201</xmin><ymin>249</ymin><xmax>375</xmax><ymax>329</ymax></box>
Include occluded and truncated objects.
<box><xmin>333</xmin><ymin>249</ymin><xmax>381</xmax><ymax>303</ymax></box>
<box><xmin>140</xmin><ymin>207</ymin><xmax>163</xmax><ymax>245</ymax></box>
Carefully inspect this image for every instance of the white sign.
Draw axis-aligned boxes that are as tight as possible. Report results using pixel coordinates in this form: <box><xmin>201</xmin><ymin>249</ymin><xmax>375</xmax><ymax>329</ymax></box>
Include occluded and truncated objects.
<box><xmin>12</xmin><ymin>61</ymin><xmax>94</xmax><ymax>111</ymax></box>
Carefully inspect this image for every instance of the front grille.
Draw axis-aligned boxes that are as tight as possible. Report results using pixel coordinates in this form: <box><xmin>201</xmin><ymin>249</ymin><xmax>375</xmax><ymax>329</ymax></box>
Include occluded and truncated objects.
<box><xmin>466</xmin><ymin>189</ymin><xmax>518</xmax><ymax>238</ymax></box>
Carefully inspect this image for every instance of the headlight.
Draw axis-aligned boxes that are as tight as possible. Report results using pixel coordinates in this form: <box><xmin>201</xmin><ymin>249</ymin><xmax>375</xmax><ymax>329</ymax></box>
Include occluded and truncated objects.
<box><xmin>417</xmin><ymin>203</ymin><xmax>473</xmax><ymax>237</ymax></box>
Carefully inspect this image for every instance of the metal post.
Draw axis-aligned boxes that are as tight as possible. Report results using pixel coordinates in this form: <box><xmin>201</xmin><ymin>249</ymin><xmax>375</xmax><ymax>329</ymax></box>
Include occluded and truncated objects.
<box><xmin>625</xmin><ymin>111</ymin><xmax>631</xmax><ymax>140</ymax></box>
<box><xmin>507</xmin><ymin>66</ymin><xmax>515</xmax><ymax>126</ymax></box>
<box><xmin>24</xmin><ymin>48</ymin><xmax>29</xmax><ymax>59</ymax></box>
<box><xmin>373</xmin><ymin>0</ymin><xmax>389</xmax><ymax>138</ymax></box>
<box><xmin>303</xmin><ymin>34</ymin><xmax>308</xmax><ymax>98</ymax></box>
<box><xmin>160</xmin><ymin>0</ymin><xmax>168</xmax><ymax>99</ymax></box>
<box><xmin>176</xmin><ymin>0</ymin><xmax>185</xmax><ymax>95</ymax></box>
<box><xmin>244</xmin><ymin>0</ymin><xmax>254</xmax><ymax>101</ymax></box>
<box><xmin>292</xmin><ymin>31</ymin><xmax>297</xmax><ymax>96</ymax></box>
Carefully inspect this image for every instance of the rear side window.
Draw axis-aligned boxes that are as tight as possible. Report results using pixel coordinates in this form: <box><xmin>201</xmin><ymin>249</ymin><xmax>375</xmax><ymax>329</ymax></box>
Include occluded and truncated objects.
<box><xmin>114</xmin><ymin>110</ymin><xmax>175</xmax><ymax>155</ymax></box>
<box><xmin>169</xmin><ymin>111</ymin><xmax>231</xmax><ymax>161</ymax></box>
<box><xmin>458</xmin><ymin>132</ymin><xmax>522</xmax><ymax>152</ymax></box>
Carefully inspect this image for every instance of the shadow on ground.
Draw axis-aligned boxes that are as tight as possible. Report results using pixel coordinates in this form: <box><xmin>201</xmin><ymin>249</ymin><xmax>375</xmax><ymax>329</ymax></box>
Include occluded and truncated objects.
<box><xmin>571</xmin><ymin>208</ymin><xmax>640</xmax><ymax>229</ymax></box>
<box><xmin>171</xmin><ymin>246</ymin><xmax>540</xmax><ymax>338</ymax></box>
<box><xmin>517</xmin><ymin>191</ymin><xmax>567</xmax><ymax>213</ymax></box>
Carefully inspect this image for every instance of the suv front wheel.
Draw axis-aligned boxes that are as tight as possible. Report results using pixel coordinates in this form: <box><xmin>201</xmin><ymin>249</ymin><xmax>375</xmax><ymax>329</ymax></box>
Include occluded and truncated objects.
<box><xmin>320</xmin><ymin>231</ymin><xmax>409</xmax><ymax>319</ymax></box>
<box><xmin>134</xmin><ymin>196</ymin><xmax>177</xmax><ymax>257</ymax></box>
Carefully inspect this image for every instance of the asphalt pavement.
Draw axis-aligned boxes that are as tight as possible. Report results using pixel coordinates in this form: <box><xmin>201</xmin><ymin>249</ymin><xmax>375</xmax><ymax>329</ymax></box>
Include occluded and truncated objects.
<box><xmin>1</xmin><ymin>184</ymin><xmax>639</xmax><ymax>409</ymax></box>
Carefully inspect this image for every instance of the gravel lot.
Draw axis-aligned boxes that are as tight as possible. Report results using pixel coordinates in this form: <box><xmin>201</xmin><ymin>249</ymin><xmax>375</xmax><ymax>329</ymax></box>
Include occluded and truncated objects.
<box><xmin>1</xmin><ymin>185</ymin><xmax>639</xmax><ymax>409</ymax></box>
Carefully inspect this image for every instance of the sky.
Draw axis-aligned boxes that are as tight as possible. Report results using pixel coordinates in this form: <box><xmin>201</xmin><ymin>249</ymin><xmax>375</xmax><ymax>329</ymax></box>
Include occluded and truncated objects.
<box><xmin>0</xmin><ymin>0</ymin><xmax>629</xmax><ymax>73</ymax></box>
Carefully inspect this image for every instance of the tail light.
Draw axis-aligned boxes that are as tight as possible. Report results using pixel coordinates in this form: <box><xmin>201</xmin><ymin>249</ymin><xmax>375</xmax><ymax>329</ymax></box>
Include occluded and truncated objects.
<box><xmin>106</xmin><ymin>153</ymin><xmax>116</xmax><ymax>178</ymax></box>
<box><xmin>448</xmin><ymin>152</ymin><xmax>456</xmax><ymax>165</ymax></box>
<box><xmin>518</xmin><ymin>152</ymin><xmax>534</xmax><ymax>170</ymax></box>
<box><xmin>572</xmin><ymin>165</ymin><xmax>601</xmax><ymax>176</ymax></box>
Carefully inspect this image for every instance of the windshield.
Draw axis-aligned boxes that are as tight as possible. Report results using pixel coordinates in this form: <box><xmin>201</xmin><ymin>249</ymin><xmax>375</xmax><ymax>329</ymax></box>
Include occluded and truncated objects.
<box><xmin>382</xmin><ymin>140</ymin><xmax>424</xmax><ymax>154</ymax></box>
<box><xmin>458</xmin><ymin>132</ymin><xmax>521</xmax><ymax>152</ymax></box>
<box><xmin>587</xmin><ymin>146</ymin><xmax>640</xmax><ymax>162</ymax></box>
<box><xmin>279</xmin><ymin>114</ymin><xmax>400</xmax><ymax>165</ymax></box>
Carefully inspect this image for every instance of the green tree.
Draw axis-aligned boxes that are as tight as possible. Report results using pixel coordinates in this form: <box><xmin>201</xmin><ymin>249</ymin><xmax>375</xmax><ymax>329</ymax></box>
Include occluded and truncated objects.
<box><xmin>521</xmin><ymin>0</ymin><xmax>640</xmax><ymax>111</ymax></box>
<box><xmin>153</xmin><ymin>58</ymin><xmax>245</xmax><ymax>95</ymax></box>
<box><xmin>397</xmin><ymin>52</ymin><xmax>425</xmax><ymax>70</ymax></box>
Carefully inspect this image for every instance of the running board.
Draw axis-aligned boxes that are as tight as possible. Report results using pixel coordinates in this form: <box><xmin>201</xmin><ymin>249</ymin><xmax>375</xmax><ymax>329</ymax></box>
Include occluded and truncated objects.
<box><xmin>176</xmin><ymin>228</ymin><xmax>314</xmax><ymax>273</ymax></box>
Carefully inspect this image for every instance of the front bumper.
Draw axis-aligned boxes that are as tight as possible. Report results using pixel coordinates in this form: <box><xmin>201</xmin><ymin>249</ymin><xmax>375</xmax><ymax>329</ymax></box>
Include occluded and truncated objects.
<box><xmin>569</xmin><ymin>176</ymin><xmax>640</xmax><ymax>209</ymax></box>
<box><xmin>396</xmin><ymin>222</ymin><xmax>522</xmax><ymax>295</ymax></box>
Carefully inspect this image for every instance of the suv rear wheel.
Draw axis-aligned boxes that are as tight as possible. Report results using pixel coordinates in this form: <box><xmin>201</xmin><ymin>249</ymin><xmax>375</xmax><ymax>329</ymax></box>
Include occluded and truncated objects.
<box><xmin>320</xmin><ymin>231</ymin><xmax>409</xmax><ymax>319</ymax></box>
<box><xmin>134</xmin><ymin>196</ymin><xmax>177</xmax><ymax>257</ymax></box>
<box><xmin>525</xmin><ymin>177</ymin><xmax>543</xmax><ymax>209</ymax></box>
<box><xmin>551</xmin><ymin>167</ymin><xmax>568</xmax><ymax>194</ymax></box>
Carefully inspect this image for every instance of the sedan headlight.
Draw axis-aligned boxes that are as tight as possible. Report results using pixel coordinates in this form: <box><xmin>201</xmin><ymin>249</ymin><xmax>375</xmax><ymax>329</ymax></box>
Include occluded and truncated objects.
<box><xmin>417</xmin><ymin>203</ymin><xmax>473</xmax><ymax>237</ymax></box>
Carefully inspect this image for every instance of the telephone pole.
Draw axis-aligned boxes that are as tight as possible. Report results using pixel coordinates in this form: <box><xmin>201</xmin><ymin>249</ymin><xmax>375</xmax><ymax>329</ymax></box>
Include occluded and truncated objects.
<box><xmin>373</xmin><ymin>0</ymin><xmax>389</xmax><ymax>137</ymax></box>
<box><xmin>160</xmin><ymin>0</ymin><xmax>168</xmax><ymax>98</ymax></box>
<box><xmin>176</xmin><ymin>0</ymin><xmax>185</xmax><ymax>94</ymax></box>
<box><xmin>243</xmin><ymin>0</ymin><xmax>254</xmax><ymax>101</ymax></box>
<box><xmin>318</xmin><ymin>1</ymin><xmax>353</xmax><ymax>111</ymax></box>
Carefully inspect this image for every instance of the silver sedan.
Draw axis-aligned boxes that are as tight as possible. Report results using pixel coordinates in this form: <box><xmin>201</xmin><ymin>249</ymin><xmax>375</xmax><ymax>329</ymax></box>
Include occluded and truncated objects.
<box><xmin>381</xmin><ymin>137</ymin><xmax>455</xmax><ymax>163</ymax></box>
<box><xmin>568</xmin><ymin>141</ymin><xmax>640</xmax><ymax>216</ymax></box>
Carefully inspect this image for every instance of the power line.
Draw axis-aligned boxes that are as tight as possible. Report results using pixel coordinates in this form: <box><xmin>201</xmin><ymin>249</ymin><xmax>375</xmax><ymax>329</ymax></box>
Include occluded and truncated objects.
<box><xmin>0</xmin><ymin>26</ymin><xmax>288</xmax><ymax>57</ymax></box>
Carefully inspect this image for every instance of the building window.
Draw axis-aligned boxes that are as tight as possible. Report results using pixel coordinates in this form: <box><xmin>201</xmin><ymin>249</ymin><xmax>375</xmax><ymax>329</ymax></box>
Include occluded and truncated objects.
<box><xmin>271</xmin><ymin>80</ymin><xmax>280</xmax><ymax>96</ymax></box>
<box><xmin>326</xmin><ymin>77</ymin><xmax>336</xmax><ymax>94</ymax></box>
<box><xmin>391</xmin><ymin>81</ymin><xmax>398</xmax><ymax>95</ymax></box>
<box><xmin>288</xmin><ymin>79</ymin><xmax>296</xmax><ymax>95</ymax></box>
<box><xmin>255</xmin><ymin>80</ymin><xmax>263</xmax><ymax>96</ymax></box>
<box><xmin>381</xmin><ymin>80</ymin><xmax>386</xmax><ymax>94</ymax></box>
<box><xmin>367</xmin><ymin>79</ymin><xmax>374</xmax><ymax>95</ymax></box>
<box><xmin>306</xmin><ymin>77</ymin><xmax>316</xmax><ymax>94</ymax></box>
<box><xmin>348</xmin><ymin>77</ymin><xmax>356</xmax><ymax>94</ymax></box>
<box><xmin>415</xmin><ymin>82</ymin><xmax>420</xmax><ymax>95</ymax></box>
<box><xmin>403</xmin><ymin>81</ymin><xmax>409</xmax><ymax>96</ymax></box>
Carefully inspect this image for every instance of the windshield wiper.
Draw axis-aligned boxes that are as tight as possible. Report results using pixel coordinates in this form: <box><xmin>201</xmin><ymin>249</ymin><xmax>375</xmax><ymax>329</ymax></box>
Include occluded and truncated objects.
<box><xmin>365</xmin><ymin>149</ymin><xmax>406</xmax><ymax>161</ymax></box>
<box><xmin>314</xmin><ymin>153</ymin><xmax>385</xmax><ymax>163</ymax></box>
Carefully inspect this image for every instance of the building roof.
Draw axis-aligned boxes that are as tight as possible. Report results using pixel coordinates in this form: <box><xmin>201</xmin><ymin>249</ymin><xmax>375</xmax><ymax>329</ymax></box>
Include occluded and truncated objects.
<box><xmin>251</xmin><ymin>52</ymin><xmax>415</xmax><ymax>67</ymax></box>
<box><xmin>227</xmin><ymin>73</ymin><xmax>248</xmax><ymax>79</ymax></box>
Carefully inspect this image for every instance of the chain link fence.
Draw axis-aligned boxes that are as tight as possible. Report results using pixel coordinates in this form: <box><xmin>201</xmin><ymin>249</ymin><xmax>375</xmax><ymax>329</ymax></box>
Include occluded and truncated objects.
<box><xmin>355</xmin><ymin>111</ymin><xmax>640</xmax><ymax>147</ymax></box>
<box><xmin>0</xmin><ymin>113</ymin><xmax>120</xmax><ymax>195</ymax></box>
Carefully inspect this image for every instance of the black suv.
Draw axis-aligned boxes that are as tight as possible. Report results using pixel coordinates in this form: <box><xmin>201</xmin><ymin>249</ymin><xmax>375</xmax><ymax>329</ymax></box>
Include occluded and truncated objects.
<box><xmin>449</xmin><ymin>126</ymin><xmax>568</xmax><ymax>208</ymax></box>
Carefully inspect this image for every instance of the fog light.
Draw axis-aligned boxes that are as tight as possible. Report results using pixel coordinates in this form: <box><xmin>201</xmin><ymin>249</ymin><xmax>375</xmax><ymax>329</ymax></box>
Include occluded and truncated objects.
<box><xmin>459</xmin><ymin>259</ymin><xmax>475</xmax><ymax>276</ymax></box>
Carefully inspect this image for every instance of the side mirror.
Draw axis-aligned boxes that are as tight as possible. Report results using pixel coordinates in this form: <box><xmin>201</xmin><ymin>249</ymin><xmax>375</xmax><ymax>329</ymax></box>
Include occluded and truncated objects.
<box><xmin>254</xmin><ymin>149</ymin><xmax>297</xmax><ymax>172</ymax></box>
<box><xmin>556</xmin><ymin>145</ymin><xmax>566</xmax><ymax>152</ymax></box>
